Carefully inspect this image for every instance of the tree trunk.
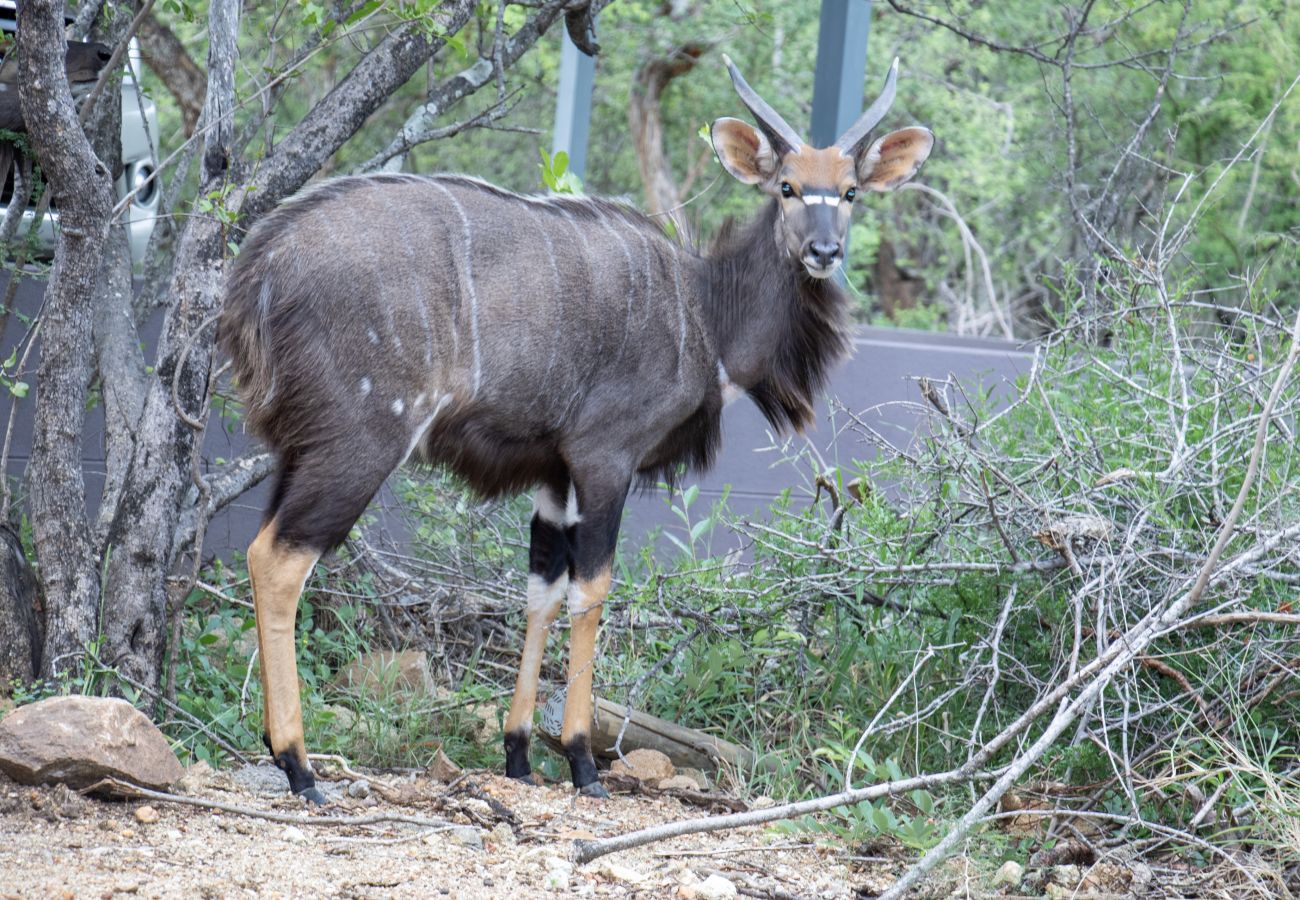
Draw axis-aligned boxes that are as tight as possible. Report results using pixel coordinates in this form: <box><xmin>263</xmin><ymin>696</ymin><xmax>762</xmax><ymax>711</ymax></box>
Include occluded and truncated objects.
<box><xmin>0</xmin><ymin>525</ymin><xmax>40</xmax><ymax>688</ymax></box>
<box><xmin>874</xmin><ymin>236</ymin><xmax>922</xmax><ymax>319</ymax></box>
<box><xmin>17</xmin><ymin>0</ymin><xmax>116</xmax><ymax>680</ymax></box>
<box><xmin>97</xmin><ymin>0</ymin><xmax>243</xmax><ymax>690</ymax></box>
<box><xmin>137</xmin><ymin>13</ymin><xmax>206</xmax><ymax>136</ymax></box>
<box><xmin>628</xmin><ymin>42</ymin><xmax>710</xmax><ymax>245</ymax></box>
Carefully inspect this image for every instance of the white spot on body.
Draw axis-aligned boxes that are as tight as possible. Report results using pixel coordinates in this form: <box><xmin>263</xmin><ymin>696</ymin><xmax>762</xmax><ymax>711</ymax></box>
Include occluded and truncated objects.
<box><xmin>399</xmin><ymin>393</ymin><xmax>452</xmax><ymax>466</ymax></box>
<box><xmin>533</xmin><ymin>485</ymin><xmax>581</xmax><ymax>527</ymax></box>
<box><xmin>391</xmin><ymin>398</ymin><xmax>405</xmax><ymax>416</ymax></box>
<box><xmin>367</xmin><ymin>328</ymin><xmax>380</xmax><ymax>345</ymax></box>
<box><xmin>565</xmin><ymin>484</ymin><xmax>580</xmax><ymax>525</ymax></box>
<box><xmin>717</xmin><ymin>362</ymin><xmax>744</xmax><ymax>406</ymax></box>
<box><xmin>359</xmin><ymin>377</ymin><xmax>372</xmax><ymax>397</ymax></box>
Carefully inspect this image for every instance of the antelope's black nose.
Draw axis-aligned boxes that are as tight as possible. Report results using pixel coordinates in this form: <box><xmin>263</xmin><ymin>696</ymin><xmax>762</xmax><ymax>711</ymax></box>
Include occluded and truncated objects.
<box><xmin>804</xmin><ymin>240</ymin><xmax>842</xmax><ymax>268</ymax></box>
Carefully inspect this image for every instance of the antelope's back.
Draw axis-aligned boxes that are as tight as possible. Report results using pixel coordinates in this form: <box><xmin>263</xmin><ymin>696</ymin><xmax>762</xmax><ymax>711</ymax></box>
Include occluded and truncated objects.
<box><xmin>219</xmin><ymin>174</ymin><xmax>717</xmax><ymax>465</ymax></box>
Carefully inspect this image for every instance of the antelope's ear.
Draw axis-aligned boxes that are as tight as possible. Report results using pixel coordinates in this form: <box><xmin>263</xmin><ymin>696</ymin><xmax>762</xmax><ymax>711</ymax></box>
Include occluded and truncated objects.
<box><xmin>856</xmin><ymin>127</ymin><xmax>934</xmax><ymax>192</ymax></box>
<box><xmin>710</xmin><ymin>117</ymin><xmax>778</xmax><ymax>185</ymax></box>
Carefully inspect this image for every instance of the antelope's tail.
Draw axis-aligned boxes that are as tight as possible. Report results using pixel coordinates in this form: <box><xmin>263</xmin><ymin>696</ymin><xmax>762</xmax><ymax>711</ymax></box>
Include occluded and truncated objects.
<box><xmin>217</xmin><ymin>221</ymin><xmax>281</xmax><ymax>440</ymax></box>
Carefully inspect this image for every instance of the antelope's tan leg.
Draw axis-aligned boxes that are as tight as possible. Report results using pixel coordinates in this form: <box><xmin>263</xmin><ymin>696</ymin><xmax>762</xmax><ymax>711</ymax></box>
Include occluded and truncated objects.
<box><xmin>561</xmin><ymin>567</ymin><xmax>611</xmax><ymax>797</ymax></box>
<box><xmin>503</xmin><ymin>484</ymin><xmax>573</xmax><ymax>780</ymax></box>
<box><xmin>247</xmin><ymin>520</ymin><xmax>322</xmax><ymax>802</ymax></box>
<box><xmin>503</xmin><ymin>574</ymin><xmax>566</xmax><ymax>779</ymax></box>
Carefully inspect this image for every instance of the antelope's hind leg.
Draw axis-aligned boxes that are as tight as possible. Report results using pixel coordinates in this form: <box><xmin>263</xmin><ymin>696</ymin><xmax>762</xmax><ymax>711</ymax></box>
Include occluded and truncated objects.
<box><xmin>560</xmin><ymin>475</ymin><xmax>628</xmax><ymax>798</ymax></box>
<box><xmin>249</xmin><ymin>444</ymin><xmax>402</xmax><ymax>802</ymax></box>
<box><xmin>247</xmin><ymin>520</ymin><xmax>322</xmax><ymax>803</ymax></box>
<box><xmin>503</xmin><ymin>481</ymin><xmax>572</xmax><ymax>782</ymax></box>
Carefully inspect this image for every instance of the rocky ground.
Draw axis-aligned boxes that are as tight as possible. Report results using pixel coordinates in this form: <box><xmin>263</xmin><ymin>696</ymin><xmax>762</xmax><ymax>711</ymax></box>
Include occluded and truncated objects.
<box><xmin>0</xmin><ymin>760</ymin><xmax>882</xmax><ymax>899</ymax></box>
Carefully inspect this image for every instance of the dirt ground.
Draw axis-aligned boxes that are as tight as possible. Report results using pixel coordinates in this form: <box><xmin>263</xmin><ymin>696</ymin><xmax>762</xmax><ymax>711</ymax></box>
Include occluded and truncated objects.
<box><xmin>0</xmin><ymin>762</ymin><xmax>884</xmax><ymax>899</ymax></box>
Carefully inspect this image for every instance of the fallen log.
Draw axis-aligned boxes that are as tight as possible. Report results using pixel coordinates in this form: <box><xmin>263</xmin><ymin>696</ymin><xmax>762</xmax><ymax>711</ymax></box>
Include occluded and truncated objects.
<box><xmin>536</xmin><ymin>690</ymin><xmax>778</xmax><ymax>776</ymax></box>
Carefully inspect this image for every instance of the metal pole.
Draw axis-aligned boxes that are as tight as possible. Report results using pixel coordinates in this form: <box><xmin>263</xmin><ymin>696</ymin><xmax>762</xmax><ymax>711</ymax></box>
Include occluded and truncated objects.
<box><xmin>809</xmin><ymin>0</ymin><xmax>872</xmax><ymax>147</ymax></box>
<box><xmin>552</xmin><ymin>30</ymin><xmax>596</xmax><ymax>182</ymax></box>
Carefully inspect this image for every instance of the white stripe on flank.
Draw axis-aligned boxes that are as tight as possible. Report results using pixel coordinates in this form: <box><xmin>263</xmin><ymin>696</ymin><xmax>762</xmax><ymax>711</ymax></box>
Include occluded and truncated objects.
<box><xmin>524</xmin><ymin>207</ymin><xmax>565</xmax><ymax>398</ymax></box>
<box><xmin>609</xmin><ymin>223</ymin><xmax>637</xmax><ymax>360</ymax></box>
<box><xmin>430</xmin><ymin>182</ymin><xmax>483</xmax><ymax>394</ymax></box>
<box><xmin>380</xmin><ymin>190</ymin><xmax>434</xmax><ymax>366</ymax></box>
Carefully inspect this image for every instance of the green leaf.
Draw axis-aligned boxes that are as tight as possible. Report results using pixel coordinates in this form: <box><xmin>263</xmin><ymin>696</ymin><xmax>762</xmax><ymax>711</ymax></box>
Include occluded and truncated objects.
<box><xmin>9</xmin><ymin>381</ymin><xmax>28</xmax><ymax>398</ymax></box>
<box><xmin>682</xmin><ymin>484</ymin><xmax>699</xmax><ymax>509</ymax></box>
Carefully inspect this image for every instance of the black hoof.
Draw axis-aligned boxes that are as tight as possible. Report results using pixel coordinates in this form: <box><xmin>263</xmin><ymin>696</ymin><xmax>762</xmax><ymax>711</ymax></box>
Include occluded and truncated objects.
<box><xmin>578</xmin><ymin>781</ymin><xmax>609</xmax><ymax>799</ymax></box>
<box><xmin>297</xmin><ymin>786</ymin><xmax>327</xmax><ymax>806</ymax></box>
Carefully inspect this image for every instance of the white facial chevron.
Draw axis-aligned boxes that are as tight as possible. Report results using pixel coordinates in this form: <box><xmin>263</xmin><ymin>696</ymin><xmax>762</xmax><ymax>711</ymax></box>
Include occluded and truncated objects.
<box><xmin>802</xmin><ymin>193</ymin><xmax>841</xmax><ymax>207</ymax></box>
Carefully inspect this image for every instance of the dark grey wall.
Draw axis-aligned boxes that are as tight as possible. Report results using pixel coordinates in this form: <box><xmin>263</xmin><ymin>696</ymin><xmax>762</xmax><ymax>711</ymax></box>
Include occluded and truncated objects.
<box><xmin>1</xmin><ymin>274</ymin><xmax>1028</xmax><ymax>565</ymax></box>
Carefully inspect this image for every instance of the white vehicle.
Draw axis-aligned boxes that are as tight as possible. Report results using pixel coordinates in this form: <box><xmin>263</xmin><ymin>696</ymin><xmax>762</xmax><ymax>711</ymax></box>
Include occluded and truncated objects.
<box><xmin>0</xmin><ymin>2</ymin><xmax>160</xmax><ymax>260</ymax></box>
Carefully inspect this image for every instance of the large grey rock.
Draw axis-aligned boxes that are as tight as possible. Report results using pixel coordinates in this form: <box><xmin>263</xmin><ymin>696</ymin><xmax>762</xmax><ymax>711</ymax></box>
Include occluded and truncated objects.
<box><xmin>0</xmin><ymin>695</ymin><xmax>184</xmax><ymax>790</ymax></box>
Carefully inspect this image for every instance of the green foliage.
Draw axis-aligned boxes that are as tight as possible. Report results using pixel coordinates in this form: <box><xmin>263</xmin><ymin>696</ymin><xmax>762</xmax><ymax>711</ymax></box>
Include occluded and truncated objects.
<box><xmin>165</xmin><ymin>553</ymin><xmax>497</xmax><ymax>770</ymax></box>
<box><xmin>538</xmin><ymin>148</ymin><xmax>582</xmax><ymax>194</ymax></box>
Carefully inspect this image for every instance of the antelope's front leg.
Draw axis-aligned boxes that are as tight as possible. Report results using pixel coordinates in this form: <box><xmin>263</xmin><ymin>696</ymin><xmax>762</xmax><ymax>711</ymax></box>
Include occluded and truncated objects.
<box><xmin>560</xmin><ymin>478</ymin><xmax>627</xmax><ymax>798</ymax></box>
<box><xmin>503</xmin><ymin>485</ymin><xmax>571</xmax><ymax>781</ymax></box>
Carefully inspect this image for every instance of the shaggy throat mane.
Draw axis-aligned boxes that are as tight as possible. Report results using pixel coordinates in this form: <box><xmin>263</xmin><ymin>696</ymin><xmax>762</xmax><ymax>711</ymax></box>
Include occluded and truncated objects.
<box><xmin>702</xmin><ymin>200</ymin><xmax>853</xmax><ymax>433</ymax></box>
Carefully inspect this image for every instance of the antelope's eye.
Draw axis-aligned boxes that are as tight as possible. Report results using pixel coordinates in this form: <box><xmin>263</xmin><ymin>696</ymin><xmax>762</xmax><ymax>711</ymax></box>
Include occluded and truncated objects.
<box><xmin>780</xmin><ymin>182</ymin><xmax>794</xmax><ymax>198</ymax></box>
<box><xmin>845</xmin><ymin>187</ymin><xmax>857</xmax><ymax>202</ymax></box>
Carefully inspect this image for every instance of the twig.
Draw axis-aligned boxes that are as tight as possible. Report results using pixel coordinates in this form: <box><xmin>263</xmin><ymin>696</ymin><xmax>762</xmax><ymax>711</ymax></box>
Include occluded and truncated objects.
<box><xmin>572</xmin><ymin>766</ymin><xmax>997</xmax><ymax>864</ymax></box>
<box><xmin>83</xmin><ymin>778</ymin><xmax>456</xmax><ymax>831</ymax></box>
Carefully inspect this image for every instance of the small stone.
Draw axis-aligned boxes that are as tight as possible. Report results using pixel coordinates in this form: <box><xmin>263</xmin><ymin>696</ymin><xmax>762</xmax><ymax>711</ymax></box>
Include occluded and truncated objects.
<box><xmin>489</xmin><ymin>821</ymin><xmax>514</xmax><ymax>847</ymax></box>
<box><xmin>323</xmin><ymin>704</ymin><xmax>357</xmax><ymax>733</ymax></box>
<box><xmin>679</xmin><ymin>768</ymin><xmax>710</xmax><ymax>790</ymax></box>
<box><xmin>462</xmin><ymin>797</ymin><xmax>493</xmax><ymax>818</ymax></box>
<box><xmin>752</xmin><ymin>795</ymin><xmax>775</xmax><ymax>809</ymax></box>
<box><xmin>178</xmin><ymin>760</ymin><xmax>213</xmax><ymax>795</ymax></box>
<box><xmin>542</xmin><ymin>869</ymin><xmax>570</xmax><ymax>891</ymax></box>
<box><xmin>658</xmin><ymin>775</ymin><xmax>700</xmax><ymax>791</ymax></box>
<box><xmin>1052</xmin><ymin>865</ymin><xmax>1081</xmax><ymax>888</ymax></box>
<box><xmin>544</xmin><ymin>856</ymin><xmax>573</xmax><ymax>874</ymax></box>
<box><xmin>994</xmin><ymin>860</ymin><xmax>1024</xmax><ymax>887</ymax></box>
<box><xmin>426</xmin><ymin>748</ymin><xmax>461</xmax><ymax>782</ymax></box>
<box><xmin>597</xmin><ymin>860</ymin><xmax>644</xmax><ymax>884</ymax></box>
<box><xmin>120</xmin><ymin>828</ymin><xmax>136</xmax><ymax>839</ymax></box>
<box><xmin>280</xmin><ymin>825</ymin><xmax>307</xmax><ymax>844</ymax></box>
<box><xmin>133</xmin><ymin>805</ymin><xmax>160</xmax><ymax>824</ymax></box>
<box><xmin>448</xmin><ymin>825</ymin><xmax>483</xmax><ymax>850</ymax></box>
<box><xmin>609</xmin><ymin>748</ymin><xmax>675</xmax><ymax>782</ymax></box>
<box><xmin>347</xmin><ymin>779</ymin><xmax>370</xmax><ymax>799</ymax></box>
<box><xmin>695</xmin><ymin>874</ymin><xmax>738</xmax><ymax>899</ymax></box>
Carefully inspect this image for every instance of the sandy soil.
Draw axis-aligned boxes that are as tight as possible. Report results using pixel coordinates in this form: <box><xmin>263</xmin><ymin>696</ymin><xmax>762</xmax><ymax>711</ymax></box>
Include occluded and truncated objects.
<box><xmin>0</xmin><ymin>764</ymin><xmax>876</xmax><ymax>899</ymax></box>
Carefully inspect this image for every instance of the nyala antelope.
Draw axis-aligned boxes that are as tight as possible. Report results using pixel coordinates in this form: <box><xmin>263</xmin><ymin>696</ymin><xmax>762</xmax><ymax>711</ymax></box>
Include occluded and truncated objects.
<box><xmin>219</xmin><ymin>57</ymin><xmax>932</xmax><ymax>802</ymax></box>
